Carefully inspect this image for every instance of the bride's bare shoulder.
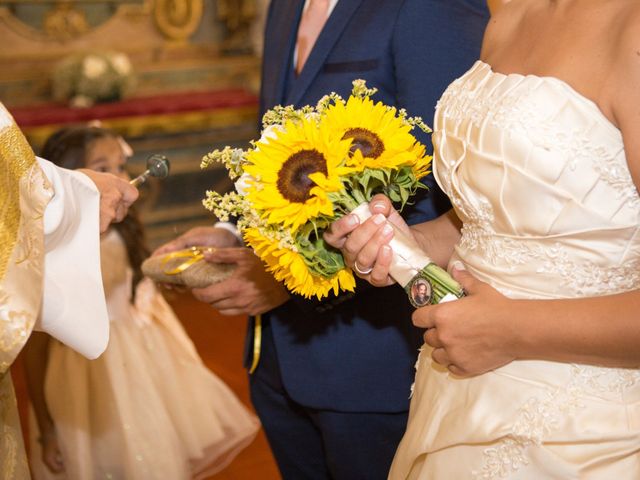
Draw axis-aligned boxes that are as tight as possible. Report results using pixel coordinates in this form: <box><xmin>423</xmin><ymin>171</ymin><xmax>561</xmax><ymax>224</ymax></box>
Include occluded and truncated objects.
<box><xmin>611</xmin><ymin>3</ymin><xmax>640</xmax><ymax>79</ymax></box>
<box><xmin>618</xmin><ymin>2</ymin><xmax>640</xmax><ymax>47</ymax></box>
<box><xmin>610</xmin><ymin>2</ymin><xmax>640</xmax><ymax>182</ymax></box>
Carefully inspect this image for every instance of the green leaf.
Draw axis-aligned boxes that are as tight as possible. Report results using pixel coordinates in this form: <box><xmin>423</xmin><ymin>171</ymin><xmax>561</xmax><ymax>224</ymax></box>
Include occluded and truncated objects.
<box><xmin>295</xmin><ymin>224</ymin><xmax>346</xmax><ymax>278</ymax></box>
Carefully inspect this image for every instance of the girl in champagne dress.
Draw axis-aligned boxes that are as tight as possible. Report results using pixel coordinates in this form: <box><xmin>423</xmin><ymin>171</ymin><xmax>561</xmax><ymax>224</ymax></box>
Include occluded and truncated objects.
<box><xmin>325</xmin><ymin>0</ymin><xmax>640</xmax><ymax>478</ymax></box>
<box><xmin>24</xmin><ymin>126</ymin><xmax>260</xmax><ymax>480</ymax></box>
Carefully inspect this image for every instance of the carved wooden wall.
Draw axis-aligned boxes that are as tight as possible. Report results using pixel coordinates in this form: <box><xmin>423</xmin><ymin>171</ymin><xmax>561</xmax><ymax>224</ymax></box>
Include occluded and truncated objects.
<box><xmin>0</xmin><ymin>0</ymin><xmax>265</xmax><ymax>247</ymax></box>
<box><xmin>0</xmin><ymin>0</ymin><xmax>262</xmax><ymax>105</ymax></box>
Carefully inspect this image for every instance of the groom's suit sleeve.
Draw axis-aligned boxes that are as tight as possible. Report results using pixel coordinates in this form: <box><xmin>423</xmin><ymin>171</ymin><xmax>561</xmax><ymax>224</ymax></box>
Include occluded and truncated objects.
<box><xmin>287</xmin><ymin>0</ymin><xmax>489</xmax><ymax>314</ymax></box>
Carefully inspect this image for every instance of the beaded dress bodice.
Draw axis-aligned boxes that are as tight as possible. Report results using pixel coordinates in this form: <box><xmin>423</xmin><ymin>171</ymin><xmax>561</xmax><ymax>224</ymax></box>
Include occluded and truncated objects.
<box><xmin>433</xmin><ymin>61</ymin><xmax>640</xmax><ymax>300</ymax></box>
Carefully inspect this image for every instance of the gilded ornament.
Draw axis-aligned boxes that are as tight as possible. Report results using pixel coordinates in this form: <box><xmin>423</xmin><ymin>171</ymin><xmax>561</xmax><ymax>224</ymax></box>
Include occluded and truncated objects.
<box><xmin>217</xmin><ymin>0</ymin><xmax>256</xmax><ymax>54</ymax></box>
<box><xmin>43</xmin><ymin>1</ymin><xmax>90</xmax><ymax>41</ymax></box>
<box><xmin>154</xmin><ymin>0</ymin><xmax>203</xmax><ymax>41</ymax></box>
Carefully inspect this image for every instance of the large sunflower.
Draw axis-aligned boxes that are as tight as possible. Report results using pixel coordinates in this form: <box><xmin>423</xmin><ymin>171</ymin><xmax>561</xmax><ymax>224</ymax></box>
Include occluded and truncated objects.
<box><xmin>244</xmin><ymin>116</ymin><xmax>353</xmax><ymax>232</ymax></box>
<box><xmin>244</xmin><ymin>227</ymin><xmax>356</xmax><ymax>299</ymax></box>
<box><xmin>322</xmin><ymin>96</ymin><xmax>430</xmax><ymax>173</ymax></box>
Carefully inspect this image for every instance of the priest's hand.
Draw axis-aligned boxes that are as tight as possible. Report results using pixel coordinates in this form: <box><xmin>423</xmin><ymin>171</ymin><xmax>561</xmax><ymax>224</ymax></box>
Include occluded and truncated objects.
<box><xmin>79</xmin><ymin>169</ymin><xmax>139</xmax><ymax>232</ymax></box>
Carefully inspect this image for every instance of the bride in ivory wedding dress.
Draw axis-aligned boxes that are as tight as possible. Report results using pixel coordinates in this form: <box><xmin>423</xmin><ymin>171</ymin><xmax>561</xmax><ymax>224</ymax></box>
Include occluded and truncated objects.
<box><xmin>325</xmin><ymin>0</ymin><xmax>640</xmax><ymax>478</ymax></box>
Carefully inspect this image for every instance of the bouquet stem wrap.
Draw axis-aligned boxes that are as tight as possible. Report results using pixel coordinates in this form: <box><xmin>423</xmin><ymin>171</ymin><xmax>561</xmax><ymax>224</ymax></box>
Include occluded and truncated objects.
<box><xmin>351</xmin><ymin>204</ymin><xmax>464</xmax><ymax>306</ymax></box>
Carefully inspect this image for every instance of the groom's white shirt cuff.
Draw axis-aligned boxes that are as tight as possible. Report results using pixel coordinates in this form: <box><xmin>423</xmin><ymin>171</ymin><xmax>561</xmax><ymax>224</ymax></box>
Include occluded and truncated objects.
<box><xmin>213</xmin><ymin>221</ymin><xmax>243</xmax><ymax>242</ymax></box>
<box><xmin>37</xmin><ymin>158</ymin><xmax>109</xmax><ymax>360</ymax></box>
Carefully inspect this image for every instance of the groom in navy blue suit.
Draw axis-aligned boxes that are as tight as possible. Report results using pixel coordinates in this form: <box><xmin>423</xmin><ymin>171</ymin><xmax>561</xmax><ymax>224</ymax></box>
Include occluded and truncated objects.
<box><xmin>248</xmin><ymin>1</ymin><xmax>489</xmax><ymax>478</ymax></box>
<box><xmin>157</xmin><ymin>0</ymin><xmax>488</xmax><ymax>478</ymax></box>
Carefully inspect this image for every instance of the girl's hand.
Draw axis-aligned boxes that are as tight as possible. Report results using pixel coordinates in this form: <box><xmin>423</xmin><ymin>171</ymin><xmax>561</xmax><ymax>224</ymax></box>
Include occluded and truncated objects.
<box><xmin>414</xmin><ymin>264</ymin><xmax>520</xmax><ymax>377</ymax></box>
<box><xmin>40</xmin><ymin>429</ymin><xmax>65</xmax><ymax>474</ymax></box>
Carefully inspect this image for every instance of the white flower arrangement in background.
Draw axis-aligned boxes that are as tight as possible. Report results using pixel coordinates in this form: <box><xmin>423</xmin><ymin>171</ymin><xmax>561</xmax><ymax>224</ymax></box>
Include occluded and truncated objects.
<box><xmin>52</xmin><ymin>51</ymin><xmax>136</xmax><ymax>108</ymax></box>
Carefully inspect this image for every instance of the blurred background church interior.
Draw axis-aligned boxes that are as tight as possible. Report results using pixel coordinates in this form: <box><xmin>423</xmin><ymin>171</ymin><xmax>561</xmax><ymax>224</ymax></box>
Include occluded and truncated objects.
<box><xmin>2</xmin><ymin>0</ymin><xmax>280</xmax><ymax>477</ymax></box>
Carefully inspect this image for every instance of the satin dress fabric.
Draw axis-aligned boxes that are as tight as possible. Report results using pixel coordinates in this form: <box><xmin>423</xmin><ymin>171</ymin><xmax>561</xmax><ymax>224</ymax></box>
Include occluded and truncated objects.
<box><xmin>389</xmin><ymin>61</ymin><xmax>640</xmax><ymax>479</ymax></box>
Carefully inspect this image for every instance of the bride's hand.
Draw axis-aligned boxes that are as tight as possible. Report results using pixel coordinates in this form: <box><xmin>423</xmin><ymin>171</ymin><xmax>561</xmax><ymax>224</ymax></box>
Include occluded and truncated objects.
<box><xmin>414</xmin><ymin>264</ymin><xmax>519</xmax><ymax>377</ymax></box>
<box><xmin>324</xmin><ymin>194</ymin><xmax>409</xmax><ymax>286</ymax></box>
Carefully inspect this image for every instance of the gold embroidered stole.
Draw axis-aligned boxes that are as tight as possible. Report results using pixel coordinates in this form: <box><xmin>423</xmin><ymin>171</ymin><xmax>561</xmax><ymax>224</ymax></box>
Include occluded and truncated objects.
<box><xmin>0</xmin><ymin>108</ymin><xmax>53</xmax><ymax>480</ymax></box>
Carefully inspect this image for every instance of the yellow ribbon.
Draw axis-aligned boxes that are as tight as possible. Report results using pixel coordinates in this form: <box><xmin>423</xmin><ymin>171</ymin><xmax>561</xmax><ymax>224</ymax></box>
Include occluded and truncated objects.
<box><xmin>161</xmin><ymin>247</ymin><xmax>262</xmax><ymax>373</ymax></box>
<box><xmin>160</xmin><ymin>247</ymin><xmax>263</xmax><ymax>373</ymax></box>
<box><xmin>161</xmin><ymin>246</ymin><xmax>214</xmax><ymax>275</ymax></box>
<box><xmin>248</xmin><ymin>314</ymin><xmax>262</xmax><ymax>374</ymax></box>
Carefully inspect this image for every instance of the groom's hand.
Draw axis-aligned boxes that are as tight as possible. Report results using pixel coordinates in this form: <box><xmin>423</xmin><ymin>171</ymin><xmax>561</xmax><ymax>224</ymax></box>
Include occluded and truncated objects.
<box><xmin>150</xmin><ymin>226</ymin><xmax>242</xmax><ymax>292</ymax></box>
<box><xmin>192</xmin><ymin>247</ymin><xmax>290</xmax><ymax>316</ymax></box>
<box><xmin>152</xmin><ymin>225</ymin><xmax>241</xmax><ymax>257</ymax></box>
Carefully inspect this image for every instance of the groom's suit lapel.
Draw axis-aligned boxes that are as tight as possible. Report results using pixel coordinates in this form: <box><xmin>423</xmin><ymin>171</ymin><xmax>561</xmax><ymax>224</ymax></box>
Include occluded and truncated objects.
<box><xmin>262</xmin><ymin>0</ymin><xmax>305</xmax><ymax>110</ymax></box>
<box><xmin>286</xmin><ymin>0</ymin><xmax>365</xmax><ymax>107</ymax></box>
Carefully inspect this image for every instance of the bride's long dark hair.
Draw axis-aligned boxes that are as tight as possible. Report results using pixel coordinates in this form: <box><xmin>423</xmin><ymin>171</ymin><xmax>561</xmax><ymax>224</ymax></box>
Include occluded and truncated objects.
<box><xmin>40</xmin><ymin>126</ymin><xmax>149</xmax><ymax>299</ymax></box>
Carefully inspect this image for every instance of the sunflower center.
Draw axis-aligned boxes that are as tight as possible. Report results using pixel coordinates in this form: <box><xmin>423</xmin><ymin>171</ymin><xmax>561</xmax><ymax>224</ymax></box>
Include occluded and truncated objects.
<box><xmin>342</xmin><ymin>127</ymin><xmax>385</xmax><ymax>159</ymax></box>
<box><xmin>277</xmin><ymin>149</ymin><xmax>328</xmax><ymax>203</ymax></box>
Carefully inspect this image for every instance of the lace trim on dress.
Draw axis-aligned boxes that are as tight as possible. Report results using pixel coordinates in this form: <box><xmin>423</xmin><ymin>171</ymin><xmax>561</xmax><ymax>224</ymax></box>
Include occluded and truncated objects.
<box><xmin>593</xmin><ymin>153</ymin><xmax>640</xmax><ymax>210</ymax></box>
<box><xmin>459</xmin><ymin>222</ymin><xmax>640</xmax><ymax>296</ymax></box>
<box><xmin>472</xmin><ymin>365</ymin><xmax>640</xmax><ymax>479</ymax></box>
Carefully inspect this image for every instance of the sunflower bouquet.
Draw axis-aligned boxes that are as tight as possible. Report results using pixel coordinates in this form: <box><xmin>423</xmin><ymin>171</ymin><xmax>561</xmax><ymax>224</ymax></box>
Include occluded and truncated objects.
<box><xmin>202</xmin><ymin>80</ymin><xmax>463</xmax><ymax>305</ymax></box>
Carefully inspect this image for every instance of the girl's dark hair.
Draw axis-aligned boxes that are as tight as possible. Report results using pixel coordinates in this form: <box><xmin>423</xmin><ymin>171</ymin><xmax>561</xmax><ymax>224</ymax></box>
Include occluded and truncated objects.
<box><xmin>41</xmin><ymin>126</ymin><xmax>150</xmax><ymax>299</ymax></box>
